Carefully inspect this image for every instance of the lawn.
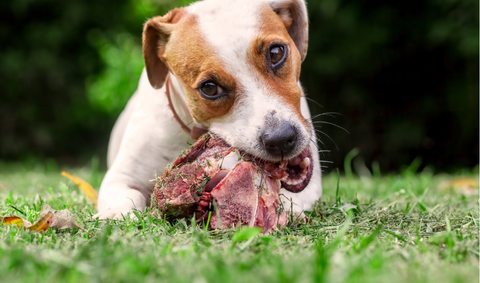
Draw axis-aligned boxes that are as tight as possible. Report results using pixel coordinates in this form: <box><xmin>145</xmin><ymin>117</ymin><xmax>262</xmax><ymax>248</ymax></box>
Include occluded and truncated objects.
<box><xmin>0</xmin><ymin>160</ymin><xmax>478</xmax><ymax>283</ymax></box>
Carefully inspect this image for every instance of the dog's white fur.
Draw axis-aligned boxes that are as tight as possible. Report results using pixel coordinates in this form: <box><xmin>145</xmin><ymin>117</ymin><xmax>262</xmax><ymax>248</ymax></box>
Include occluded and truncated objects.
<box><xmin>94</xmin><ymin>0</ymin><xmax>322</xmax><ymax>220</ymax></box>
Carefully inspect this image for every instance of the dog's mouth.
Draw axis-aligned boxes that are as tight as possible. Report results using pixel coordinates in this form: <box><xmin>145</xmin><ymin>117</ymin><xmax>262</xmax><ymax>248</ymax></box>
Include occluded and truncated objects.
<box><xmin>281</xmin><ymin>148</ymin><xmax>313</xmax><ymax>193</ymax></box>
<box><xmin>254</xmin><ymin>147</ymin><xmax>313</xmax><ymax>193</ymax></box>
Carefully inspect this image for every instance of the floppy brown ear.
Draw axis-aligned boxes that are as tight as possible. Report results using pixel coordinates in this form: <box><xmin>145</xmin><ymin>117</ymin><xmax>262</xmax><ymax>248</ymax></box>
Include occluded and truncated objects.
<box><xmin>143</xmin><ymin>9</ymin><xmax>184</xmax><ymax>89</ymax></box>
<box><xmin>267</xmin><ymin>0</ymin><xmax>309</xmax><ymax>62</ymax></box>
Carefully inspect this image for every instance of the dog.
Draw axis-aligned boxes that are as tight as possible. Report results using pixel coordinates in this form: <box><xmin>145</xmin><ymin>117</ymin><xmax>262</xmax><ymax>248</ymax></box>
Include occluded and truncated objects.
<box><xmin>93</xmin><ymin>0</ymin><xmax>322</xmax><ymax>220</ymax></box>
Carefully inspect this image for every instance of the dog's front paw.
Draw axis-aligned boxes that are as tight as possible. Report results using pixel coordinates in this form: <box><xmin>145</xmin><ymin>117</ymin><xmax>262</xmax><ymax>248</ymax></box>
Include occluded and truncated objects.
<box><xmin>93</xmin><ymin>207</ymin><xmax>140</xmax><ymax>221</ymax></box>
<box><xmin>95</xmin><ymin>187</ymin><xmax>148</xmax><ymax>221</ymax></box>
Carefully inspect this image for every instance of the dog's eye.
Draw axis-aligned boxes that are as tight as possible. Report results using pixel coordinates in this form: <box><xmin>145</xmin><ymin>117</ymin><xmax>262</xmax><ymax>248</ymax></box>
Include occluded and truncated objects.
<box><xmin>201</xmin><ymin>82</ymin><xmax>218</xmax><ymax>96</ymax></box>
<box><xmin>270</xmin><ymin>46</ymin><xmax>284</xmax><ymax>64</ymax></box>
<box><xmin>199</xmin><ymin>81</ymin><xmax>225</xmax><ymax>99</ymax></box>
<box><xmin>268</xmin><ymin>44</ymin><xmax>287</xmax><ymax>70</ymax></box>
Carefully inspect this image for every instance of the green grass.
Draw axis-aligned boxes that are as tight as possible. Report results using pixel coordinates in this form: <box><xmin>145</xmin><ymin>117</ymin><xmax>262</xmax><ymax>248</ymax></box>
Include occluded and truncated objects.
<box><xmin>0</xmin><ymin>160</ymin><xmax>478</xmax><ymax>283</ymax></box>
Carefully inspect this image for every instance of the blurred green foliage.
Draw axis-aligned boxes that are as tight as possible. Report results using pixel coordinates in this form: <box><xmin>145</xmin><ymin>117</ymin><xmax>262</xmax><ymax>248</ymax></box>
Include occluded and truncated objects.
<box><xmin>85</xmin><ymin>0</ymin><xmax>194</xmax><ymax>115</ymax></box>
<box><xmin>0</xmin><ymin>0</ymin><xmax>478</xmax><ymax>171</ymax></box>
<box><xmin>85</xmin><ymin>31</ymin><xmax>144</xmax><ymax>114</ymax></box>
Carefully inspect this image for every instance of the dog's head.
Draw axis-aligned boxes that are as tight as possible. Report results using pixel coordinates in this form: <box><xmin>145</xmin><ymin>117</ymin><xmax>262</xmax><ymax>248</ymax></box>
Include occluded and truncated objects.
<box><xmin>143</xmin><ymin>0</ymin><xmax>311</xmax><ymax>163</ymax></box>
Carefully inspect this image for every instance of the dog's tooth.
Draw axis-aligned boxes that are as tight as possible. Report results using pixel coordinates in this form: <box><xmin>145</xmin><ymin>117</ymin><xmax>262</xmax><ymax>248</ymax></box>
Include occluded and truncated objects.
<box><xmin>300</xmin><ymin>157</ymin><xmax>311</xmax><ymax>169</ymax></box>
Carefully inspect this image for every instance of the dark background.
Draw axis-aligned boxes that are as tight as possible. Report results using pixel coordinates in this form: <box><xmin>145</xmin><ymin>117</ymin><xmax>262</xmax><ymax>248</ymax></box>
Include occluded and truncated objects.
<box><xmin>0</xmin><ymin>0</ymin><xmax>478</xmax><ymax>173</ymax></box>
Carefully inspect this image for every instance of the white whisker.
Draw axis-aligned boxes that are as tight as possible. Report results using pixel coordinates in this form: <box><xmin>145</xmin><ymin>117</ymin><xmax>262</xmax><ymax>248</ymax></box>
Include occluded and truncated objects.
<box><xmin>312</xmin><ymin>121</ymin><xmax>349</xmax><ymax>133</ymax></box>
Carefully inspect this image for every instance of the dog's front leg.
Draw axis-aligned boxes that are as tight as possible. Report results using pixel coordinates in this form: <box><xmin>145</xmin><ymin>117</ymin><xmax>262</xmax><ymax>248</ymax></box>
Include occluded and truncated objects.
<box><xmin>94</xmin><ymin>124</ymin><xmax>191</xmax><ymax>220</ymax></box>
<box><xmin>93</xmin><ymin>144</ymin><xmax>162</xmax><ymax>220</ymax></box>
<box><xmin>94</xmin><ymin>187</ymin><xmax>148</xmax><ymax>220</ymax></box>
<box><xmin>93</xmin><ymin>74</ymin><xmax>192</xmax><ymax>220</ymax></box>
<box><xmin>94</xmin><ymin>130</ymin><xmax>191</xmax><ymax>220</ymax></box>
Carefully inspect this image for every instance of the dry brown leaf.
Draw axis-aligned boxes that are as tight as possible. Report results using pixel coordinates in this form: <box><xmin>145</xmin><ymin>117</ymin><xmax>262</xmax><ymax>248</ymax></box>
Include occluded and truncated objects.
<box><xmin>1</xmin><ymin>212</ymin><xmax>53</xmax><ymax>233</ymax></box>
<box><xmin>61</xmin><ymin>171</ymin><xmax>98</xmax><ymax>208</ymax></box>
<box><xmin>26</xmin><ymin>211</ymin><xmax>54</xmax><ymax>232</ymax></box>
<box><xmin>1</xmin><ymin>216</ymin><xmax>31</xmax><ymax>228</ymax></box>
<box><xmin>437</xmin><ymin>178</ymin><xmax>478</xmax><ymax>196</ymax></box>
<box><xmin>2</xmin><ymin>205</ymin><xmax>85</xmax><ymax>233</ymax></box>
<box><xmin>40</xmin><ymin>204</ymin><xmax>86</xmax><ymax>231</ymax></box>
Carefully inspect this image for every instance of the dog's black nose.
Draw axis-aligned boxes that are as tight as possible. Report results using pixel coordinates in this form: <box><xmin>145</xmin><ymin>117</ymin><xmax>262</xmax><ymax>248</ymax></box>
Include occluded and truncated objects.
<box><xmin>262</xmin><ymin>125</ymin><xmax>297</xmax><ymax>157</ymax></box>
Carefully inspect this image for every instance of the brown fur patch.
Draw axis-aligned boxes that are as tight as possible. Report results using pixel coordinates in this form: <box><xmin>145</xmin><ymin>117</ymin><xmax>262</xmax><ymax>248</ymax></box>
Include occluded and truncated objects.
<box><xmin>143</xmin><ymin>9</ymin><xmax>188</xmax><ymax>89</ymax></box>
<box><xmin>158</xmin><ymin>13</ymin><xmax>237</xmax><ymax>123</ymax></box>
<box><xmin>249</xmin><ymin>4</ymin><xmax>310</xmax><ymax>130</ymax></box>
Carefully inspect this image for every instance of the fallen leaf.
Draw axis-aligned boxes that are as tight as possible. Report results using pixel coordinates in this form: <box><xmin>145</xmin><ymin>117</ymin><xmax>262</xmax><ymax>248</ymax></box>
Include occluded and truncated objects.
<box><xmin>1</xmin><ymin>216</ymin><xmax>31</xmax><ymax>228</ymax></box>
<box><xmin>1</xmin><ymin>212</ymin><xmax>53</xmax><ymax>233</ymax></box>
<box><xmin>26</xmin><ymin>211</ymin><xmax>54</xmax><ymax>232</ymax></box>
<box><xmin>40</xmin><ymin>204</ymin><xmax>86</xmax><ymax>231</ymax></box>
<box><xmin>61</xmin><ymin>171</ymin><xmax>98</xmax><ymax>208</ymax></box>
<box><xmin>437</xmin><ymin>178</ymin><xmax>478</xmax><ymax>196</ymax></box>
<box><xmin>2</xmin><ymin>205</ymin><xmax>86</xmax><ymax>233</ymax></box>
<box><xmin>449</xmin><ymin>178</ymin><xmax>477</xmax><ymax>188</ymax></box>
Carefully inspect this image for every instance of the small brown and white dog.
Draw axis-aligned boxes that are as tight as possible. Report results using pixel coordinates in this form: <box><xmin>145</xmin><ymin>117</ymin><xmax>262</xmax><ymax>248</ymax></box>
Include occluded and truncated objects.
<box><xmin>94</xmin><ymin>0</ymin><xmax>322</xmax><ymax>220</ymax></box>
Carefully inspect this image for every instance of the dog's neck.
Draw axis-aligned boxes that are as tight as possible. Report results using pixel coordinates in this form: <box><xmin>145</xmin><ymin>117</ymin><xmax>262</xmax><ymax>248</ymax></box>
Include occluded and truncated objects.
<box><xmin>166</xmin><ymin>73</ymin><xmax>208</xmax><ymax>139</ymax></box>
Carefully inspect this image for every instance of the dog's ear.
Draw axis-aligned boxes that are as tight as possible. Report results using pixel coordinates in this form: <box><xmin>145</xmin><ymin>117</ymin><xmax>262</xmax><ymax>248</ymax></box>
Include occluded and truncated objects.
<box><xmin>143</xmin><ymin>9</ymin><xmax>184</xmax><ymax>89</ymax></box>
<box><xmin>267</xmin><ymin>0</ymin><xmax>309</xmax><ymax>61</ymax></box>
